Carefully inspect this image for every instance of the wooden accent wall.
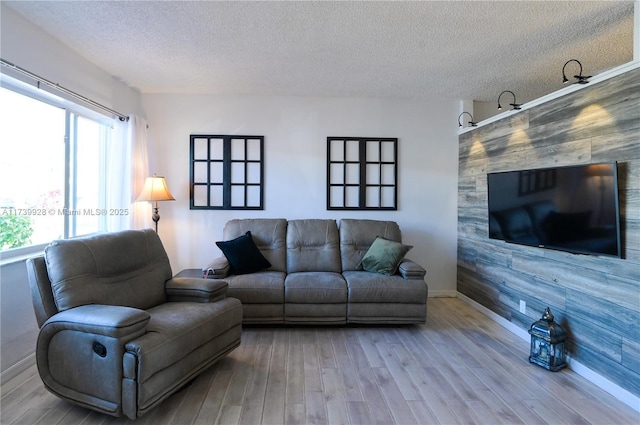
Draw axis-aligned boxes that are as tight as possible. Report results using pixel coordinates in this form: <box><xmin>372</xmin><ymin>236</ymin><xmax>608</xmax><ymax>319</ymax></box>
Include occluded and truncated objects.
<box><xmin>457</xmin><ymin>66</ymin><xmax>640</xmax><ymax>398</ymax></box>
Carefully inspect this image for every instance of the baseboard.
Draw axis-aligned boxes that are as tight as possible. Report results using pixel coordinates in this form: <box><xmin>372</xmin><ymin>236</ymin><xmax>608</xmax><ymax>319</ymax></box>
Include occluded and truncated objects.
<box><xmin>456</xmin><ymin>291</ymin><xmax>640</xmax><ymax>413</ymax></box>
<box><xmin>428</xmin><ymin>289</ymin><xmax>458</xmax><ymax>298</ymax></box>
<box><xmin>1</xmin><ymin>352</ymin><xmax>35</xmax><ymax>384</ymax></box>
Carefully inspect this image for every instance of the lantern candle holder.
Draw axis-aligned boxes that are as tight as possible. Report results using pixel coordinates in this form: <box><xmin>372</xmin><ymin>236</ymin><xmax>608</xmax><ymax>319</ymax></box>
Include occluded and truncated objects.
<box><xmin>528</xmin><ymin>307</ymin><xmax>567</xmax><ymax>371</ymax></box>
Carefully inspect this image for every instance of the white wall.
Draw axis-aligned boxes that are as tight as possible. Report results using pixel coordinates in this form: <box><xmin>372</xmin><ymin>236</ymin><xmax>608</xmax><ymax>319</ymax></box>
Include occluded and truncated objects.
<box><xmin>142</xmin><ymin>94</ymin><xmax>460</xmax><ymax>296</ymax></box>
<box><xmin>0</xmin><ymin>4</ymin><xmax>143</xmax><ymax>118</ymax></box>
<box><xmin>472</xmin><ymin>100</ymin><xmax>500</xmax><ymax>123</ymax></box>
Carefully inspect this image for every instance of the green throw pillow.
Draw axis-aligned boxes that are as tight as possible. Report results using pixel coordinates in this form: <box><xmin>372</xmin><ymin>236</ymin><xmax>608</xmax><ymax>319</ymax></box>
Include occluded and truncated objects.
<box><xmin>358</xmin><ymin>236</ymin><xmax>413</xmax><ymax>275</ymax></box>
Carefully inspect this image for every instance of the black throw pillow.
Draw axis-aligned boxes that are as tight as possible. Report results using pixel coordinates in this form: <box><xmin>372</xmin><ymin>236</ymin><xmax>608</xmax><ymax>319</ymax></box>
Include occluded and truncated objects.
<box><xmin>216</xmin><ymin>231</ymin><xmax>271</xmax><ymax>275</ymax></box>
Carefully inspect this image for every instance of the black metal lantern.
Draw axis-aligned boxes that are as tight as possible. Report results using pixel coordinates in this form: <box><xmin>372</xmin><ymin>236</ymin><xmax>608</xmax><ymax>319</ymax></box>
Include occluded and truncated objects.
<box><xmin>528</xmin><ymin>307</ymin><xmax>567</xmax><ymax>371</ymax></box>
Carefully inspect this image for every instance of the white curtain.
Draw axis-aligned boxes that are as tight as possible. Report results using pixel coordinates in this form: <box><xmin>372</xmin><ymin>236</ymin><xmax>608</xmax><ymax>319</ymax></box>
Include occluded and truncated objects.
<box><xmin>106</xmin><ymin>115</ymin><xmax>150</xmax><ymax>231</ymax></box>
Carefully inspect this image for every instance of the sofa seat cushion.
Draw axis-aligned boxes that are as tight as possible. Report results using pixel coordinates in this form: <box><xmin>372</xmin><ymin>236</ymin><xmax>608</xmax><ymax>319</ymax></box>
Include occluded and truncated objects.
<box><xmin>284</xmin><ymin>272</ymin><xmax>347</xmax><ymax>324</ymax></box>
<box><xmin>225</xmin><ymin>271</ymin><xmax>285</xmax><ymax>304</ymax></box>
<box><xmin>124</xmin><ymin>298</ymin><xmax>242</xmax><ymax>383</ymax></box>
<box><xmin>343</xmin><ymin>271</ymin><xmax>427</xmax><ymax>303</ymax></box>
<box><xmin>285</xmin><ymin>272</ymin><xmax>347</xmax><ymax>304</ymax></box>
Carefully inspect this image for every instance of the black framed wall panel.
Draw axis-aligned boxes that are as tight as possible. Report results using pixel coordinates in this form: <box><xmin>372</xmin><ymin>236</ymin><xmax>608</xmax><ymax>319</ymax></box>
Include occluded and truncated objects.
<box><xmin>327</xmin><ymin>137</ymin><xmax>398</xmax><ymax>210</ymax></box>
<box><xmin>190</xmin><ymin>135</ymin><xmax>264</xmax><ymax>210</ymax></box>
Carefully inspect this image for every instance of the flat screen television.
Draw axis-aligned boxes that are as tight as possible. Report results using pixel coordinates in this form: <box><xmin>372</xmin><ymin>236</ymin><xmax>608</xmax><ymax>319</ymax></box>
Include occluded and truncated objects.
<box><xmin>487</xmin><ymin>162</ymin><xmax>621</xmax><ymax>258</ymax></box>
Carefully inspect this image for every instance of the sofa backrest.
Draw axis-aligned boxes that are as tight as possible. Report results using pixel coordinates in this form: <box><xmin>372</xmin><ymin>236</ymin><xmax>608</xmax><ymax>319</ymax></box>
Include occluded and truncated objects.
<box><xmin>286</xmin><ymin>219</ymin><xmax>342</xmax><ymax>273</ymax></box>
<box><xmin>43</xmin><ymin>229</ymin><xmax>172</xmax><ymax>312</ymax></box>
<box><xmin>223</xmin><ymin>218</ymin><xmax>288</xmax><ymax>272</ymax></box>
<box><xmin>339</xmin><ymin>219</ymin><xmax>403</xmax><ymax>271</ymax></box>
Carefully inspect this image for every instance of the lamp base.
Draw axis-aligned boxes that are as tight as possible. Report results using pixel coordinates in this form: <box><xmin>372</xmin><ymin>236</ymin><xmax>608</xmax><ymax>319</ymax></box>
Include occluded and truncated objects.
<box><xmin>152</xmin><ymin>206</ymin><xmax>160</xmax><ymax>233</ymax></box>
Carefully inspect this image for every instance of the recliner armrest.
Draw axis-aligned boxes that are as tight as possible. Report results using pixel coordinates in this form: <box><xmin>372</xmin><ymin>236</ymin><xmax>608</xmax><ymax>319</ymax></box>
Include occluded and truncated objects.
<box><xmin>201</xmin><ymin>257</ymin><xmax>231</xmax><ymax>279</ymax></box>
<box><xmin>36</xmin><ymin>305</ymin><xmax>150</xmax><ymax>417</ymax></box>
<box><xmin>41</xmin><ymin>304</ymin><xmax>150</xmax><ymax>338</ymax></box>
<box><xmin>165</xmin><ymin>277</ymin><xmax>229</xmax><ymax>303</ymax></box>
<box><xmin>397</xmin><ymin>259</ymin><xmax>426</xmax><ymax>280</ymax></box>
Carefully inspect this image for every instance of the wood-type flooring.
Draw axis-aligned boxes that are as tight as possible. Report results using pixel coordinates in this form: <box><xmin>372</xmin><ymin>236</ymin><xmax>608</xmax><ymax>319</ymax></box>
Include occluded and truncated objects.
<box><xmin>2</xmin><ymin>298</ymin><xmax>638</xmax><ymax>424</ymax></box>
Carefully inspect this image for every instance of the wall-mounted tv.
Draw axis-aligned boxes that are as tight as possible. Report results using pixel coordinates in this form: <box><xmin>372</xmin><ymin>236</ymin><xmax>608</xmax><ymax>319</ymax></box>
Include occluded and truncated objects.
<box><xmin>487</xmin><ymin>162</ymin><xmax>621</xmax><ymax>258</ymax></box>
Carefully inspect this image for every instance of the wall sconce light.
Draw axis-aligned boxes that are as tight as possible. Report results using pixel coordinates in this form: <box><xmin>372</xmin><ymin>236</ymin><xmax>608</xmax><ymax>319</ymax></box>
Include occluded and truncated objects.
<box><xmin>497</xmin><ymin>90</ymin><xmax>521</xmax><ymax>111</ymax></box>
<box><xmin>136</xmin><ymin>174</ymin><xmax>175</xmax><ymax>233</ymax></box>
<box><xmin>458</xmin><ymin>112</ymin><xmax>477</xmax><ymax>128</ymax></box>
<box><xmin>562</xmin><ymin>59</ymin><xmax>591</xmax><ymax>84</ymax></box>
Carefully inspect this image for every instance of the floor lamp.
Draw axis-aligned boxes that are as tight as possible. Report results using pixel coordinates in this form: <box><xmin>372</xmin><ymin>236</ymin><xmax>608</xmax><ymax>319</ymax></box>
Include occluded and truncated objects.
<box><xmin>136</xmin><ymin>175</ymin><xmax>175</xmax><ymax>232</ymax></box>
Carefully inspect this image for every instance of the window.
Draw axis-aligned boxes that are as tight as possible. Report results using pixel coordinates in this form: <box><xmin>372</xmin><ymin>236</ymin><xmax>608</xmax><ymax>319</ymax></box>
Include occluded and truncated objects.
<box><xmin>327</xmin><ymin>137</ymin><xmax>398</xmax><ymax>210</ymax></box>
<box><xmin>190</xmin><ymin>135</ymin><xmax>264</xmax><ymax>210</ymax></box>
<box><xmin>0</xmin><ymin>84</ymin><xmax>112</xmax><ymax>253</ymax></box>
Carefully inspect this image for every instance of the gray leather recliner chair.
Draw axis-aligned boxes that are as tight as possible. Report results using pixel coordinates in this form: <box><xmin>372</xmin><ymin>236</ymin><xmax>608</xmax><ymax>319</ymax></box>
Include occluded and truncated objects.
<box><xmin>26</xmin><ymin>229</ymin><xmax>243</xmax><ymax>419</ymax></box>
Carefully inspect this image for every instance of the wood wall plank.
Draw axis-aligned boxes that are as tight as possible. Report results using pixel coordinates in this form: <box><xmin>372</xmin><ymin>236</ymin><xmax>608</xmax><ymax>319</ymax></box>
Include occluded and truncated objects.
<box><xmin>457</xmin><ymin>66</ymin><xmax>640</xmax><ymax>399</ymax></box>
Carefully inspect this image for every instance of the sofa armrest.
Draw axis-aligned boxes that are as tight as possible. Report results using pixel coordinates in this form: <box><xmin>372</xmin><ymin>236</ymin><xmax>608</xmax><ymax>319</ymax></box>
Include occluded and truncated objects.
<box><xmin>36</xmin><ymin>304</ymin><xmax>150</xmax><ymax>413</ymax></box>
<box><xmin>165</xmin><ymin>277</ymin><xmax>229</xmax><ymax>303</ymax></box>
<box><xmin>397</xmin><ymin>259</ymin><xmax>426</xmax><ymax>280</ymax></box>
<box><xmin>201</xmin><ymin>256</ymin><xmax>231</xmax><ymax>279</ymax></box>
<box><xmin>41</xmin><ymin>304</ymin><xmax>150</xmax><ymax>338</ymax></box>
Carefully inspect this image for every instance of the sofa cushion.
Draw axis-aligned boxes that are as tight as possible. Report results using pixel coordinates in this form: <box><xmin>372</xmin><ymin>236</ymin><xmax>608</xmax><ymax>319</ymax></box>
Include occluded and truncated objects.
<box><xmin>339</xmin><ymin>219</ymin><xmax>403</xmax><ymax>271</ymax></box>
<box><xmin>44</xmin><ymin>229</ymin><xmax>171</xmax><ymax>312</ymax></box>
<box><xmin>225</xmin><ymin>271</ymin><xmax>285</xmax><ymax>304</ymax></box>
<box><xmin>284</xmin><ymin>272</ymin><xmax>347</xmax><ymax>324</ymax></box>
<box><xmin>124</xmin><ymin>298</ymin><xmax>243</xmax><ymax>384</ymax></box>
<box><xmin>285</xmin><ymin>272</ymin><xmax>347</xmax><ymax>304</ymax></box>
<box><xmin>216</xmin><ymin>231</ymin><xmax>271</xmax><ymax>275</ymax></box>
<box><xmin>286</xmin><ymin>219</ymin><xmax>342</xmax><ymax>273</ymax></box>
<box><xmin>358</xmin><ymin>236</ymin><xmax>412</xmax><ymax>275</ymax></box>
<box><xmin>343</xmin><ymin>271</ymin><xmax>427</xmax><ymax>303</ymax></box>
<box><xmin>223</xmin><ymin>219</ymin><xmax>287</xmax><ymax>272</ymax></box>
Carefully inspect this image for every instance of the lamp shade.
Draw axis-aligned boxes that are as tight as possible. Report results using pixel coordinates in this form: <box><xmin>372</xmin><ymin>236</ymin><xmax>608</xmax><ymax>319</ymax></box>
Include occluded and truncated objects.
<box><xmin>136</xmin><ymin>176</ymin><xmax>175</xmax><ymax>202</ymax></box>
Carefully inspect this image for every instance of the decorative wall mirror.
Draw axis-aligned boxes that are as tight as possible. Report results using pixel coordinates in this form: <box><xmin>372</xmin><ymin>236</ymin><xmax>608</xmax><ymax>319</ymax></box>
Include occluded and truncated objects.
<box><xmin>190</xmin><ymin>135</ymin><xmax>264</xmax><ymax>210</ymax></box>
<box><xmin>327</xmin><ymin>137</ymin><xmax>398</xmax><ymax>210</ymax></box>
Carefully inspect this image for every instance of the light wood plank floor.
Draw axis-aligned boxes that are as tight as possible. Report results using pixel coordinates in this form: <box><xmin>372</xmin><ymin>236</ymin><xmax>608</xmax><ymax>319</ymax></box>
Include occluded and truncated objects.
<box><xmin>2</xmin><ymin>298</ymin><xmax>638</xmax><ymax>424</ymax></box>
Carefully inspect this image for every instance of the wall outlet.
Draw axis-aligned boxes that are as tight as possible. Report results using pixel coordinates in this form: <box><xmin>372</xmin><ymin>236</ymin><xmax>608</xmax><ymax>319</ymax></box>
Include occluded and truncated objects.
<box><xmin>519</xmin><ymin>300</ymin><xmax>527</xmax><ymax>314</ymax></box>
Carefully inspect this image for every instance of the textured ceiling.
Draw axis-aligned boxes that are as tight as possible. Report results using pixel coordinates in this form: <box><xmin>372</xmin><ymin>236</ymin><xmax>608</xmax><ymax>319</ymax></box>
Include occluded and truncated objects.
<box><xmin>3</xmin><ymin>1</ymin><xmax>635</xmax><ymax>103</ymax></box>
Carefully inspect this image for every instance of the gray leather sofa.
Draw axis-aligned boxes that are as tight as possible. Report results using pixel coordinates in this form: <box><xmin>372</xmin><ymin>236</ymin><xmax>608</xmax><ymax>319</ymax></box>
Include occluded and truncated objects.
<box><xmin>26</xmin><ymin>229</ymin><xmax>243</xmax><ymax>419</ymax></box>
<box><xmin>205</xmin><ymin>218</ymin><xmax>428</xmax><ymax>324</ymax></box>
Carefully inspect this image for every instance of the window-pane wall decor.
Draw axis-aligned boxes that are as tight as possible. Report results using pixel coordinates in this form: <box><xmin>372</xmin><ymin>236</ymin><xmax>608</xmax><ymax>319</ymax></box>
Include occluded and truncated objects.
<box><xmin>190</xmin><ymin>135</ymin><xmax>264</xmax><ymax>210</ymax></box>
<box><xmin>327</xmin><ymin>137</ymin><xmax>397</xmax><ymax>210</ymax></box>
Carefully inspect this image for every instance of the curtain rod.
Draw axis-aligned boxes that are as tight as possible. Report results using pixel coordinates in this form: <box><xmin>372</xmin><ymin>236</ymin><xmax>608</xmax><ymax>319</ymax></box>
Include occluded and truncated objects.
<box><xmin>0</xmin><ymin>58</ymin><xmax>128</xmax><ymax>121</ymax></box>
